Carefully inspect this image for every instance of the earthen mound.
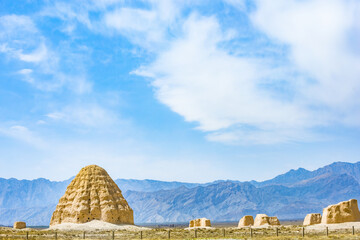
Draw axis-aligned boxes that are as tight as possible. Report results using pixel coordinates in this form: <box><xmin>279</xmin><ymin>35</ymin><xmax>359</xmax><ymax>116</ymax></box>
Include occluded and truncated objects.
<box><xmin>50</xmin><ymin>165</ymin><xmax>134</xmax><ymax>226</ymax></box>
<box><xmin>322</xmin><ymin>199</ymin><xmax>360</xmax><ymax>224</ymax></box>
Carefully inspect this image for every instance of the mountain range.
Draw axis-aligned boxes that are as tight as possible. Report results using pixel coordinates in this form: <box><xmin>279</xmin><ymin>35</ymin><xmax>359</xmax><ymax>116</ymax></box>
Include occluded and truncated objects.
<box><xmin>1</xmin><ymin>161</ymin><xmax>360</xmax><ymax>226</ymax></box>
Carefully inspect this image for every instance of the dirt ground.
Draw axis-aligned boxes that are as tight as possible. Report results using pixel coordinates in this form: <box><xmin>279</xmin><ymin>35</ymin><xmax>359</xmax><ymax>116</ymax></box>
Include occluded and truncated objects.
<box><xmin>2</xmin><ymin>224</ymin><xmax>360</xmax><ymax>239</ymax></box>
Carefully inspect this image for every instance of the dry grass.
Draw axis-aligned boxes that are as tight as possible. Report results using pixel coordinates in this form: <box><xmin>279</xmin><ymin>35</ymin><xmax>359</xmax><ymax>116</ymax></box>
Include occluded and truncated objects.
<box><xmin>1</xmin><ymin>226</ymin><xmax>360</xmax><ymax>239</ymax></box>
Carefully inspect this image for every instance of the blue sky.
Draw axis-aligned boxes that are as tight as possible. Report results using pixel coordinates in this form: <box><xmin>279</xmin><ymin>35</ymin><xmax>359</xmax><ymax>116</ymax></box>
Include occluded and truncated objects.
<box><xmin>0</xmin><ymin>0</ymin><xmax>360</xmax><ymax>182</ymax></box>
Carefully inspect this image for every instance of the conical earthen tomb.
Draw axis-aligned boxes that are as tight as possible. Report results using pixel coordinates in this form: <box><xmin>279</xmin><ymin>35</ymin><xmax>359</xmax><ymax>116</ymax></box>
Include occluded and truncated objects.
<box><xmin>50</xmin><ymin>165</ymin><xmax>134</xmax><ymax>226</ymax></box>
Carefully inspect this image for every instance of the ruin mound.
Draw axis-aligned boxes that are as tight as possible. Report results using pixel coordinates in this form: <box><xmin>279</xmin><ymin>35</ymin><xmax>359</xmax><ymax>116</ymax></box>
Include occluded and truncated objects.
<box><xmin>50</xmin><ymin>165</ymin><xmax>134</xmax><ymax>226</ymax></box>
<box><xmin>303</xmin><ymin>213</ymin><xmax>321</xmax><ymax>226</ymax></box>
<box><xmin>238</xmin><ymin>215</ymin><xmax>254</xmax><ymax>227</ymax></box>
<box><xmin>189</xmin><ymin>218</ymin><xmax>211</xmax><ymax>228</ymax></box>
<box><xmin>322</xmin><ymin>199</ymin><xmax>360</xmax><ymax>224</ymax></box>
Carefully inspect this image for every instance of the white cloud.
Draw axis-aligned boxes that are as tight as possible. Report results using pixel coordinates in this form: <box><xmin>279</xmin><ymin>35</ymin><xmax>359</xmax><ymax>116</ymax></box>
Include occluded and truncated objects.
<box><xmin>0</xmin><ymin>14</ymin><xmax>92</xmax><ymax>94</ymax></box>
<box><xmin>40</xmin><ymin>1</ymin><xmax>93</xmax><ymax>32</ymax></box>
<box><xmin>134</xmin><ymin>14</ymin><xmax>315</xmax><ymax>144</ymax></box>
<box><xmin>104</xmin><ymin>8</ymin><xmax>159</xmax><ymax>43</ymax></box>
<box><xmin>0</xmin><ymin>125</ymin><xmax>46</xmax><ymax>148</ymax></box>
<box><xmin>0</xmin><ymin>15</ymin><xmax>37</xmax><ymax>35</ymax></box>
<box><xmin>46</xmin><ymin>103</ymin><xmax>117</xmax><ymax>127</ymax></box>
<box><xmin>206</xmin><ymin>127</ymin><xmax>323</xmax><ymax>145</ymax></box>
<box><xmin>33</xmin><ymin>0</ymin><xmax>360</xmax><ymax>144</ymax></box>
<box><xmin>36</xmin><ymin>120</ymin><xmax>47</xmax><ymax>125</ymax></box>
<box><xmin>130</xmin><ymin>1</ymin><xmax>360</xmax><ymax>144</ymax></box>
<box><xmin>103</xmin><ymin>0</ymin><xmax>184</xmax><ymax>50</ymax></box>
<box><xmin>18</xmin><ymin>43</ymin><xmax>48</xmax><ymax>63</ymax></box>
<box><xmin>18</xmin><ymin>69</ymin><xmax>33</xmax><ymax>75</ymax></box>
<box><xmin>223</xmin><ymin>0</ymin><xmax>247</xmax><ymax>11</ymax></box>
<box><xmin>105</xmin><ymin>8</ymin><xmax>157</xmax><ymax>32</ymax></box>
<box><xmin>40</xmin><ymin>0</ymin><xmax>126</xmax><ymax>32</ymax></box>
<box><xmin>251</xmin><ymin>0</ymin><xmax>360</xmax><ymax>125</ymax></box>
<box><xmin>0</xmin><ymin>15</ymin><xmax>47</xmax><ymax>61</ymax></box>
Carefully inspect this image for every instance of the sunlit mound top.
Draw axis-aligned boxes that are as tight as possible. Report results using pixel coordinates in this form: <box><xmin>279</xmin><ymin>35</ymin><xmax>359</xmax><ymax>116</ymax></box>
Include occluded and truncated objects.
<box><xmin>50</xmin><ymin>165</ymin><xmax>134</xmax><ymax>226</ymax></box>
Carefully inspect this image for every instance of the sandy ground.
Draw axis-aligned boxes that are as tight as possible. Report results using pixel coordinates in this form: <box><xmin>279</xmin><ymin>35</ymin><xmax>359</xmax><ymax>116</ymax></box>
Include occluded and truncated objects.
<box><xmin>306</xmin><ymin>221</ymin><xmax>360</xmax><ymax>231</ymax></box>
<box><xmin>251</xmin><ymin>224</ymin><xmax>280</xmax><ymax>229</ymax></box>
<box><xmin>184</xmin><ymin>226</ymin><xmax>214</xmax><ymax>230</ymax></box>
<box><xmin>237</xmin><ymin>224</ymin><xmax>282</xmax><ymax>229</ymax></box>
<box><xmin>0</xmin><ymin>227</ymin><xmax>34</xmax><ymax>231</ymax></box>
<box><xmin>48</xmin><ymin>220</ymin><xmax>149</xmax><ymax>231</ymax></box>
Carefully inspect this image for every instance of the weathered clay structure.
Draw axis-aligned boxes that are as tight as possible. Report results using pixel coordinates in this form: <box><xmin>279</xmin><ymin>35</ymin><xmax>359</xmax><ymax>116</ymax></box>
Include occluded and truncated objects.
<box><xmin>269</xmin><ymin>216</ymin><xmax>280</xmax><ymax>225</ymax></box>
<box><xmin>13</xmin><ymin>222</ymin><xmax>26</xmax><ymax>229</ymax></box>
<box><xmin>303</xmin><ymin>213</ymin><xmax>321</xmax><ymax>226</ymax></box>
<box><xmin>189</xmin><ymin>218</ymin><xmax>211</xmax><ymax>228</ymax></box>
<box><xmin>322</xmin><ymin>199</ymin><xmax>360</xmax><ymax>224</ymax></box>
<box><xmin>238</xmin><ymin>215</ymin><xmax>254</xmax><ymax>227</ymax></box>
<box><xmin>254</xmin><ymin>214</ymin><xmax>281</xmax><ymax>226</ymax></box>
<box><xmin>254</xmin><ymin>214</ymin><xmax>270</xmax><ymax>226</ymax></box>
<box><xmin>50</xmin><ymin>165</ymin><xmax>134</xmax><ymax>226</ymax></box>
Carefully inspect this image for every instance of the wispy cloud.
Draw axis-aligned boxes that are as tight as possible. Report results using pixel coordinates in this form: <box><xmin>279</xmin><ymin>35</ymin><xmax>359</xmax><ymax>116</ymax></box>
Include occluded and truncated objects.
<box><xmin>132</xmin><ymin>0</ymin><xmax>360</xmax><ymax>144</ymax></box>
<box><xmin>0</xmin><ymin>125</ymin><xmax>46</xmax><ymax>148</ymax></box>
<box><xmin>0</xmin><ymin>14</ymin><xmax>92</xmax><ymax>94</ymax></box>
<box><xmin>18</xmin><ymin>43</ymin><xmax>48</xmax><ymax>63</ymax></box>
<box><xmin>40</xmin><ymin>1</ymin><xmax>93</xmax><ymax>33</ymax></box>
<box><xmin>4</xmin><ymin>0</ymin><xmax>359</xmax><ymax>146</ymax></box>
<box><xmin>134</xmin><ymin>14</ymin><xmax>317</xmax><ymax>144</ymax></box>
<box><xmin>252</xmin><ymin>0</ymin><xmax>360</xmax><ymax>125</ymax></box>
<box><xmin>223</xmin><ymin>0</ymin><xmax>248</xmax><ymax>11</ymax></box>
<box><xmin>46</xmin><ymin>103</ymin><xmax>118</xmax><ymax>127</ymax></box>
<box><xmin>1</xmin><ymin>0</ymin><xmax>360</xmax><ymax>181</ymax></box>
<box><xmin>103</xmin><ymin>0</ymin><xmax>185</xmax><ymax>50</ymax></box>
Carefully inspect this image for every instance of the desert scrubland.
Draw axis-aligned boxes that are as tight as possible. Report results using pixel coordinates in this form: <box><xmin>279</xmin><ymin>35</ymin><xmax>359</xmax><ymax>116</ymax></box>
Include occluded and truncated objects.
<box><xmin>3</xmin><ymin>224</ymin><xmax>360</xmax><ymax>239</ymax></box>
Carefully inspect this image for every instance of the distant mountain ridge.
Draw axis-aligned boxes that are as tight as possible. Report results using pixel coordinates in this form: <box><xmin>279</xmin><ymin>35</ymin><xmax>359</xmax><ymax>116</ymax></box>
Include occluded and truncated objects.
<box><xmin>250</xmin><ymin>161</ymin><xmax>360</xmax><ymax>187</ymax></box>
<box><xmin>125</xmin><ymin>173</ymin><xmax>360</xmax><ymax>222</ymax></box>
<box><xmin>0</xmin><ymin>161</ymin><xmax>359</xmax><ymax>225</ymax></box>
<box><xmin>0</xmin><ymin>178</ymin><xmax>72</xmax><ymax>209</ymax></box>
<box><xmin>114</xmin><ymin>179</ymin><xmax>207</xmax><ymax>192</ymax></box>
